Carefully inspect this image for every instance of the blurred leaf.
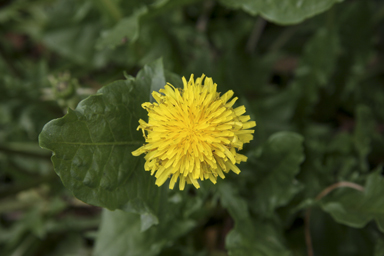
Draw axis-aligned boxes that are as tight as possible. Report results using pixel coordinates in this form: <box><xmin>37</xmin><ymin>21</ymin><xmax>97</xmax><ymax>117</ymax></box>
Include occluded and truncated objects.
<box><xmin>252</xmin><ymin>89</ymin><xmax>296</xmax><ymax>142</ymax></box>
<box><xmin>94</xmin><ymin>210</ymin><xmax>161</xmax><ymax>256</ymax></box>
<box><xmin>164</xmin><ymin>70</ymin><xmax>184</xmax><ymax>89</ymax></box>
<box><xmin>218</xmin><ymin>182</ymin><xmax>249</xmax><ymax>222</ymax></box>
<box><xmin>353</xmin><ymin>105</ymin><xmax>375</xmax><ymax>172</ymax></box>
<box><xmin>39</xmin><ymin>60</ymin><xmax>168</xmax><ymax>229</ymax></box>
<box><xmin>249</xmin><ymin>132</ymin><xmax>305</xmax><ymax>217</ymax></box>
<box><xmin>218</xmin><ymin>183</ymin><xmax>291</xmax><ymax>256</ymax></box>
<box><xmin>310</xmin><ymin>207</ymin><xmax>376</xmax><ymax>256</ymax></box>
<box><xmin>136</xmin><ymin>58</ymin><xmax>166</xmax><ymax>102</ymax></box>
<box><xmin>219</xmin><ymin>0</ymin><xmax>342</xmax><ymax>25</ymax></box>
<box><xmin>337</xmin><ymin>1</ymin><xmax>372</xmax><ymax>98</ymax></box>
<box><xmin>321</xmin><ymin>169</ymin><xmax>384</xmax><ymax>232</ymax></box>
<box><xmin>226</xmin><ymin>219</ymin><xmax>292</xmax><ymax>256</ymax></box>
<box><xmin>93</xmin><ymin>0</ymin><xmax>122</xmax><ymax>22</ymax></box>
<box><xmin>94</xmin><ymin>209</ymin><xmax>195</xmax><ymax>256</ymax></box>
<box><xmin>292</xmin><ymin>28</ymin><xmax>340</xmax><ymax>116</ymax></box>
<box><xmin>50</xmin><ymin>232</ymin><xmax>85</xmax><ymax>256</ymax></box>
<box><xmin>97</xmin><ymin>7</ymin><xmax>148</xmax><ymax>49</ymax></box>
<box><xmin>297</xmin><ymin>28</ymin><xmax>340</xmax><ymax>87</ymax></box>
<box><xmin>375</xmin><ymin>238</ymin><xmax>384</xmax><ymax>256</ymax></box>
<box><xmin>42</xmin><ymin>23</ymin><xmax>102</xmax><ymax>64</ymax></box>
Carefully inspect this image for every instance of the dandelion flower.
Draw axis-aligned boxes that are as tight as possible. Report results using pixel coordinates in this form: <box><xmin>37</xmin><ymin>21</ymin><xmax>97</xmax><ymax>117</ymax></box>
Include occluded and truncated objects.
<box><xmin>132</xmin><ymin>74</ymin><xmax>256</xmax><ymax>190</ymax></box>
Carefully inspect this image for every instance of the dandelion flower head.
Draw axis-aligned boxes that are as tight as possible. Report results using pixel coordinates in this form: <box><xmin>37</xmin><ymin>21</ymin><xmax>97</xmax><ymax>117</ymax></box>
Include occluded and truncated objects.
<box><xmin>132</xmin><ymin>74</ymin><xmax>256</xmax><ymax>190</ymax></box>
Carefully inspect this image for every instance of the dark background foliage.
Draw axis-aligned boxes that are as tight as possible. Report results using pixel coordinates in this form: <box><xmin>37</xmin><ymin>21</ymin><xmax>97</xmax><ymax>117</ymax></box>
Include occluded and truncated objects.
<box><xmin>1</xmin><ymin>0</ymin><xmax>384</xmax><ymax>255</ymax></box>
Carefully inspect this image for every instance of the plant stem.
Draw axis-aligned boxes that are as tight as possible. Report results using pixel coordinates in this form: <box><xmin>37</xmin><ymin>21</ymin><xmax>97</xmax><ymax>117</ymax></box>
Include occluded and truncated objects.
<box><xmin>315</xmin><ymin>181</ymin><xmax>364</xmax><ymax>201</ymax></box>
<box><xmin>305</xmin><ymin>181</ymin><xmax>365</xmax><ymax>256</ymax></box>
<box><xmin>196</xmin><ymin>0</ymin><xmax>214</xmax><ymax>32</ymax></box>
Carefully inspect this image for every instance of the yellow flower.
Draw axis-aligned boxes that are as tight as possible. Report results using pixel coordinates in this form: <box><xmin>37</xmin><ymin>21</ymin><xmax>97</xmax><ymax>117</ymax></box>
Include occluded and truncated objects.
<box><xmin>132</xmin><ymin>74</ymin><xmax>256</xmax><ymax>190</ymax></box>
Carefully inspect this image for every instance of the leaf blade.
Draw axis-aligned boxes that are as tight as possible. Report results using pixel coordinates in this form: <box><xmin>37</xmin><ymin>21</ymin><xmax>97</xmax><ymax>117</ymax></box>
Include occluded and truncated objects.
<box><xmin>39</xmin><ymin>60</ymin><xmax>169</xmax><ymax>230</ymax></box>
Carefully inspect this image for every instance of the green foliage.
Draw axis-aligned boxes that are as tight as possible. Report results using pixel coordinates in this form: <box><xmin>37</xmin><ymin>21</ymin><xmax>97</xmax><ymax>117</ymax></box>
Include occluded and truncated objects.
<box><xmin>94</xmin><ymin>209</ymin><xmax>195</xmax><ymax>256</ymax></box>
<box><xmin>219</xmin><ymin>0</ymin><xmax>342</xmax><ymax>24</ymax></box>
<box><xmin>248</xmin><ymin>132</ymin><xmax>305</xmax><ymax>217</ymax></box>
<box><xmin>97</xmin><ymin>7</ymin><xmax>148</xmax><ymax>49</ymax></box>
<box><xmin>1</xmin><ymin>0</ymin><xmax>384</xmax><ymax>255</ymax></box>
<box><xmin>353</xmin><ymin>105</ymin><xmax>376</xmax><ymax>172</ymax></box>
<box><xmin>321</xmin><ymin>170</ymin><xmax>384</xmax><ymax>231</ymax></box>
<box><xmin>218</xmin><ymin>183</ymin><xmax>291</xmax><ymax>255</ymax></box>
<box><xmin>292</xmin><ymin>28</ymin><xmax>340</xmax><ymax>115</ymax></box>
<box><xmin>226</xmin><ymin>220</ymin><xmax>291</xmax><ymax>256</ymax></box>
<box><xmin>39</xmin><ymin>60</ymin><xmax>170</xmax><ymax>230</ymax></box>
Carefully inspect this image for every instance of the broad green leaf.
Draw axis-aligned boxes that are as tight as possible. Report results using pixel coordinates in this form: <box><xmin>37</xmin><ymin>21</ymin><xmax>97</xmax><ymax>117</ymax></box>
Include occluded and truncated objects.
<box><xmin>249</xmin><ymin>132</ymin><xmax>305</xmax><ymax>217</ymax></box>
<box><xmin>320</xmin><ymin>169</ymin><xmax>384</xmax><ymax>232</ymax></box>
<box><xmin>39</xmin><ymin>60</ymin><xmax>169</xmax><ymax>229</ymax></box>
<box><xmin>94</xmin><ymin>209</ymin><xmax>195</xmax><ymax>256</ymax></box>
<box><xmin>353</xmin><ymin>105</ymin><xmax>375</xmax><ymax>172</ymax></box>
<box><xmin>219</xmin><ymin>0</ymin><xmax>342</xmax><ymax>25</ymax></box>
<box><xmin>97</xmin><ymin>7</ymin><xmax>148</xmax><ymax>49</ymax></box>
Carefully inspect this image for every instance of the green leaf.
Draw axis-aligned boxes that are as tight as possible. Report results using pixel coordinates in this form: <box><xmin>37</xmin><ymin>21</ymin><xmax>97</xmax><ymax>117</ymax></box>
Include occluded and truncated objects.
<box><xmin>136</xmin><ymin>58</ymin><xmax>166</xmax><ymax>102</ymax></box>
<box><xmin>97</xmin><ymin>7</ymin><xmax>148</xmax><ymax>49</ymax></box>
<box><xmin>39</xmin><ymin>60</ymin><xmax>168</xmax><ymax>229</ymax></box>
<box><xmin>249</xmin><ymin>132</ymin><xmax>305</xmax><ymax>217</ymax></box>
<box><xmin>219</xmin><ymin>0</ymin><xmax>342</xmax><ymax>25</ymax></box>
<box><xmin>94</xmin><ymin>209</ymin><xmax>195</xmax><ymax>256</ymax></box>
<box><xmin>42</xmin><ymin>24</ymin><xmax>101</xmax><ymax>64</ymax></box>
<box><xmin>94</xmin><ymin>210</ymin><xmax>162</xmax><ymax>256</ymax></box>
<box><xmin>292</xmin><ymin>28</ymin><xmax>340</xmax><ymax>116</ymax></box>
<box><xmin>39</xmin><ymin>1</ymin><xmax>103</xmax><ymax>65</ymax></box>
<box><xmin>375</xmin><ymin>237</ymin><xmax>384</xmax><ymax>256</ymax></box>
<box><xmin>218</xmin><ymin>182</ymin><xmax>249</xmax><ymax>222</ymax></box>
<box><xmin>338</xmin><ymin>1</ymin><xmax>372</xmax><ymax>98</ymax></box>
<box><xmin>226</xmin><ymin>219</ymin><xmax>292</xmax><ymax>256</ymax></box>
<box><xmin>353</xmin><ymin>105</ymin><xmax>375</xmax><ymax>172</ymax></box>
<box><xmin>320</xmin><ymin>169</ymin><xmax>384</xmax><ymax>232</ymax></box>
<box><xmin>164</xmin><ymin>70</ymin><xmax>184</xmax><ymax>89</ymax></box>
<box><xmin>93</xmin><ymin>0</ymin><xmax>122</xmax><ymax>22</ymax></box>
<box><xmin>309</xmin><ymin>208</ymin><xmax>376</xmax><ymax>256</ymax></box>
<box><xmin>217</xmin><ymin>183</ymin><xmax>291</xmax><ymax>256</ymax></box>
